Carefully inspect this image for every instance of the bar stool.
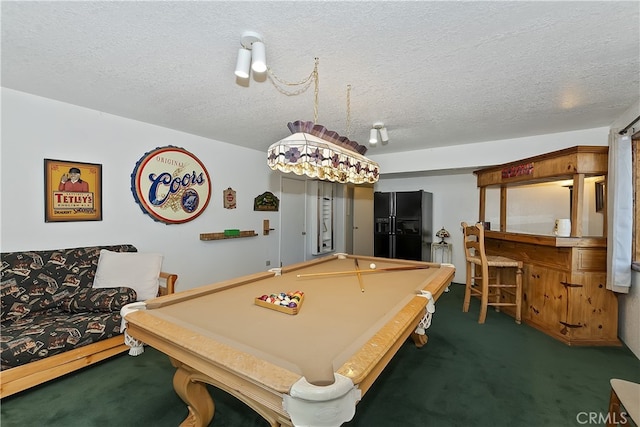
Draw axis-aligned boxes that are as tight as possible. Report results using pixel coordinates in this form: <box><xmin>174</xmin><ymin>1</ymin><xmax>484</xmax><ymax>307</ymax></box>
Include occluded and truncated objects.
<box><xmin>607</xmin><ymin>378</ymin><xmax>639</xmax><ymax>426</ymax></box>
<box><xmin>461</xmin><ymin>222</ymin><xmax>523</xmax><ymax>324</ymax></box>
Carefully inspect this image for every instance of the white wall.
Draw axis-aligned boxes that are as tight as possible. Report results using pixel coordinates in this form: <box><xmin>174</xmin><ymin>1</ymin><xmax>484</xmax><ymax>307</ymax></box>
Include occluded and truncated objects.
<box><xmin>370</xmin><ymin>127</ymin><xmax>609</xmax><ymax>174</ymax></box>
<box><xmin>1</xmin><ymin>88</ymin><xmax>281</xmax><ymax>290</ymax></box>
<box><xmin>485</xmin><ymin>178</ymin><xmax>605</xmax><ymax>236</ymax></box>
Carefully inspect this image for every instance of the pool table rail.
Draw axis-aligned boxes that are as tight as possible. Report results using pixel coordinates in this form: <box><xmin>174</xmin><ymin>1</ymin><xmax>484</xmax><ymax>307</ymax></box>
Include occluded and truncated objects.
<box><xmin>338</xmin><ymin>264</ymin><xmax>454</xmax><ymax>393</ymax></box>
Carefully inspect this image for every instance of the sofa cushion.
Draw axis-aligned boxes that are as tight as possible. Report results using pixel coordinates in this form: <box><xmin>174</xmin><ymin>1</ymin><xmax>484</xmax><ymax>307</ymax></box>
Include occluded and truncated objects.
<box><xmin>59</xmin><ymin>287</ymin><xmax>137</xmax><ymax>313</ymax></box>
<box><xmin>1</xmin><ymin>244</ymin><xmax>137</xmax><ymax>322</ymax></box>
<box><xmin>1</xmin><ymin>309</ymin><xmax>123</xmax><ymax>369</ymax></box>
<box><xmin>92</xmin><ymin>250</ymin><xmax>163</xmax><ymax>301</ymax></box>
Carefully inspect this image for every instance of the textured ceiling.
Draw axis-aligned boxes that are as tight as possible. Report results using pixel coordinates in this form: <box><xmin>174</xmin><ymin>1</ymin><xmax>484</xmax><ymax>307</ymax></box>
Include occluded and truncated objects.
<box><xmin>2</xmin><ymin>1</ymin><xmax>639</xmax><ymax>155</ymax></box>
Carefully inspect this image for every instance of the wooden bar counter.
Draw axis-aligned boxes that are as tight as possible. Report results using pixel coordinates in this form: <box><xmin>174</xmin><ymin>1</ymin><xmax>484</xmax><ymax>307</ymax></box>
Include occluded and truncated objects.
<box><xmin>474</xmin><ymin>146</ymin><xmax>620</xmax><ymax>346</ymax></box>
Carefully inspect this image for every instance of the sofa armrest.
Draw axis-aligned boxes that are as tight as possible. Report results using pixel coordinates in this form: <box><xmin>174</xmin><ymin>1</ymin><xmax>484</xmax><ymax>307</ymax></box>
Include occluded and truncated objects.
<box><xmin>158</xmin><ymin>272</ymin><xmax>177</xmax><ymax>296</ymax></box>
<box><xmin>60</xmin><ymin>287</ymin><xmax>137</xmax><ymax>313</ymax></box>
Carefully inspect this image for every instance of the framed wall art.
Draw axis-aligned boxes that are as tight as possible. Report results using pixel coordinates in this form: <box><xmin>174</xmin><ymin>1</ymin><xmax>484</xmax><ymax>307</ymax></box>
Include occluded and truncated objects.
<box><xmin>223</xmin><ymin>187</ymin><xmax>237</xmax><ymax>209</ymax></box>
<box><xmin>254</xmin><ymin>191</ymin><xmax>279</xmax><ymax>211</ymax></box>
<box><xmin>44</xmin><ymin>159</ymin><xmax>103</xmax><ymax>222</ymax></box>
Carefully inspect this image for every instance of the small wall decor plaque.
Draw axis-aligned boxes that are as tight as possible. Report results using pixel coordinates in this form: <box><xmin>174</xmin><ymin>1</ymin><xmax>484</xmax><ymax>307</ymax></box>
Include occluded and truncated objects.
<box><xmin>254</xmin><ymin>191</ymin><xmax>280</xmax><ymax>211</ymax></box>
<box><xmin>131</xmin><ymin>146</ymin><xmax>211</xmax><ymax>224</ymax></box>
<box><xmin>44</xmin><ymin>159</ymin><xmax>102</xmax><ymax>222</ymax></box>
<box><xmin>223</xmin><ymin>187</ymin><xmax>236</xmax><ymax>209</ymax></box>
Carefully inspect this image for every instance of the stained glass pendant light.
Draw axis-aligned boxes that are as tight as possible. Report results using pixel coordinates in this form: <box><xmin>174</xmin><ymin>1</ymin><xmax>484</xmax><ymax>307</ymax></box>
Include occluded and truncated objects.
<box><xmin>266</xmin><ymin>61</ymin><xmax>379</xmax><ymax>184</ymax></box>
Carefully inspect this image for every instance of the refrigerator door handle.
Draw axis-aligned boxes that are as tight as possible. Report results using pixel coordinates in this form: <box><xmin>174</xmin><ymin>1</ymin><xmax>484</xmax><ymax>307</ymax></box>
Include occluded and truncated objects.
<box><xmin>391</xmin><ymin>235</ymin><xmax>396</xmax><ymax>258</ymax></box>
<box><xmin>390</xmin><ymin>215</ymin><xmax>396</xmax><ymax>234</ymax></box>
<box><xmin>390</xmin><ymin>193</ymin><xmax>396</xmax><ymax>217</ymax></box>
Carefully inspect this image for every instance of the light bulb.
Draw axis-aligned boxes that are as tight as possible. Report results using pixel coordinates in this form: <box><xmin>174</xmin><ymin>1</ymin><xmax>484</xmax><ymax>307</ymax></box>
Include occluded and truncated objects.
<box><xmin>379</xmin><ymin>127</ymin><xmax>389</xmax><ymax>143</ymax></box>
<box><xmin>234</xmin><ymin>48</ymin><xmax>251</xmax><ymax>79</ymax></box>
<box><xmin>369</xmin><ymin>128</ymin><xmax>378</xmax><ymax>145</ymax></box>
<box><xmin>251</xmin><ymin>41</ymin><xmax>267</xmax><ymax>73</ymax></box>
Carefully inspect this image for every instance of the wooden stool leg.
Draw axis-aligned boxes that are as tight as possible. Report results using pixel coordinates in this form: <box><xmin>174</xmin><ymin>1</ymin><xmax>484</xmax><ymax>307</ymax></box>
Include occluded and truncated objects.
<box><xmin>479</xmin><ymin>268</ymin><xmax>488</xmax><ymax>324</ymax></box>
<box><xmin>494</xmin><ymin>268</ymin><xmax>502</xmax><ymax>312</ymax></box>
<box><xmin>463</xmin><ymin>261</ymin><xmax>472</xmax><ymax>313</ymax></box>
<box><xmin>515</xmin><ymin>267</ymin><xmax>522</xmax><ymax>324</ymax></box>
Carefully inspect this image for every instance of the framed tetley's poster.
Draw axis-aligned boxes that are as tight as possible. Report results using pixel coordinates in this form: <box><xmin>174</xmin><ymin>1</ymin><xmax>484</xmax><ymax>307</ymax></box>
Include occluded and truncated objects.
<box><xmin>131</xmin><ymin>146</ymin><xmax>212</xmax><ymax>224</ymax></box>
<box><xmin>44</xmin><ymin>159</ymin><xmax>103</xmax><ymax>222</ymax></box>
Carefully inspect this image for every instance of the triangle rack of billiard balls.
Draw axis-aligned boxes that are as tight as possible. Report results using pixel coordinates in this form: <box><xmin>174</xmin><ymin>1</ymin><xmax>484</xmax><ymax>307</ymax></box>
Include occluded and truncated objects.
<box><xmin>255</xmin><ymin>291</ymin><xmax>304</xmax><ymax>315</ymax></box>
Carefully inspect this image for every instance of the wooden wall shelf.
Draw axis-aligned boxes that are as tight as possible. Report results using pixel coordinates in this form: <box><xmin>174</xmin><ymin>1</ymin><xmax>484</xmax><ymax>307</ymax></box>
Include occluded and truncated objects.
<box><xmin>200</xmin><ymin>231</ymin><xmax>258</xmax><ymax>241</ymax></box>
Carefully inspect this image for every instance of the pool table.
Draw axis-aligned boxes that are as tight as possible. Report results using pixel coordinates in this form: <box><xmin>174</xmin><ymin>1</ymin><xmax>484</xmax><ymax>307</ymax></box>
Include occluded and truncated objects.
<box><xmin>124</xmin><ymin>254</ymin><xmax>454</xmax><ymax>426</ymax></box>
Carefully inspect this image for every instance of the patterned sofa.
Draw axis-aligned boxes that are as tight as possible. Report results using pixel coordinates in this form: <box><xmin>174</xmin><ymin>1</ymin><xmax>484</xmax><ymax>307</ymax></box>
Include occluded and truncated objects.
<box><xmin>0</xmin><ymin>244</ymin><xmax>176</xmax><ymax>398</ymax></box>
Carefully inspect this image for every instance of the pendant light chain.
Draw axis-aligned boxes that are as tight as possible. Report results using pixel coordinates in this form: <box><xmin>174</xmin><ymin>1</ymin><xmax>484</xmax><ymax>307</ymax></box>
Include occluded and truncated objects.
<box><xmin>313</xmin><ymin>58</ymin><xmax>319</xmax><ymax>124</ymax></box>
<box><xmin>267</xmin><ymin>58</ymin><xmax>320</xmax><ymax>123</ymax></box>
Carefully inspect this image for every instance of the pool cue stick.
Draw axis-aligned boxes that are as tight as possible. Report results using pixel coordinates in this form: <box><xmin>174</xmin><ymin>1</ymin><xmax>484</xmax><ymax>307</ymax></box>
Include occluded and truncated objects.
<box><xmin>354</xmin><ymin>258</ymin><xmax>365</xmax><ymax>292</ymax></box>
<box><xmin>296</xmin><ymin>265</ymin><xmax>429</xmax><ymax>278</ymax></box>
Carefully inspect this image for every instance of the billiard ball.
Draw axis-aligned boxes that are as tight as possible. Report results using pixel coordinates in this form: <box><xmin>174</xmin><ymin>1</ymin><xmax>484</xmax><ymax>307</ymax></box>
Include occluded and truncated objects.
<box><xmin>370</xmin><ymin>263</ymin><xmax>376</xmax><ymax>269</ymax></box>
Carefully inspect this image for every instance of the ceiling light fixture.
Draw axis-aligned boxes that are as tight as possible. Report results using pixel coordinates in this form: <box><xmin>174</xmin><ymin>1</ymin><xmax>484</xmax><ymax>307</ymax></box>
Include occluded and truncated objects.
<box><xmin>251</xmin><ymin>39</ymin><xmax>266</xmax><ymax>73</ymax></box>
<box><xmin>266</xmin><ymin>62</ymin><xmax>379</xmax><ymax>184</ymax></box>
<box><xmin>369</xmin><ymin>122</ymin><xmax>389</xmax><ymax>146</ymax></box>
<box><xmin>369</xmin><ymin>129</ymin><xmax>378</xmax><ymax>145</ymax></box>
<box><xmin>234</xmin><ymin>31</ymin><xmax>266</xmax><ymax>79</ymax></box>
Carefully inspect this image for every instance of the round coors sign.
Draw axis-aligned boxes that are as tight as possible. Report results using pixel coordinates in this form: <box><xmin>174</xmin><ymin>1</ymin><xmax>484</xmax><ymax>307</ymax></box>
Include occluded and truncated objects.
<box><xmin>131</xmin><ymin>146</ymin><xmax>211</xmax><ymax>224</ymax></box>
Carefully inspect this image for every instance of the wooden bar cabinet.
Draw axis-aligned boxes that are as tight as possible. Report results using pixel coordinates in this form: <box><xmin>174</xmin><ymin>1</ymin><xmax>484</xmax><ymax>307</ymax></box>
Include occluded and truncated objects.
<box><xmin>474</xmin><ymin>146</ymin><xmax>619</xmax><ymax>346</ymax></box>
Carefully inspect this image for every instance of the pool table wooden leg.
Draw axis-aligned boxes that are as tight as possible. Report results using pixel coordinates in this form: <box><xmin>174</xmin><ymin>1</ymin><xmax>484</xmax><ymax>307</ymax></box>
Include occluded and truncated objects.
<box><xmin>172</xmin><ymin>359</ymin><xmax>215</xmax><ymax>427</ymax></box>
<box><xmin>411</xmin><ymin>332</ymin><xmax>428</xmax><ymax>348</ymax></box>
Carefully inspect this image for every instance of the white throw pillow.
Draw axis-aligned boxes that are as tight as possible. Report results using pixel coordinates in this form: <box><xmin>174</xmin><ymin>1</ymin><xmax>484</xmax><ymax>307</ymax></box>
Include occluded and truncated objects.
<box><xmin>93</xmin><ymin>250</ymin><xmax>164</xmax><ymax>301</ymax></box>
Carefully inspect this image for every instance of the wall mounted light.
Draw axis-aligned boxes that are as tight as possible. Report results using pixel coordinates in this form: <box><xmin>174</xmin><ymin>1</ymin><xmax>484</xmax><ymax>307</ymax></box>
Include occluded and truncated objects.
<box><xmin>234</xmin><ymin>31</ymin><xmax>266</xmax><ymax>79</ymax></box>
<box><xmin>369</xmin><ymin>122</ymin><xmax>389</xmax><ymax>146</ymax></box>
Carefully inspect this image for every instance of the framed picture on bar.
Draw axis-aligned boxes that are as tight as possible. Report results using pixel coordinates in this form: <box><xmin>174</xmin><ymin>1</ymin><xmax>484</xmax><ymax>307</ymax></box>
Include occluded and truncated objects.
<box><xmin>44</xmin><ymin>159</ymin><xmax>102</xmax><ymax>222</ymax></box>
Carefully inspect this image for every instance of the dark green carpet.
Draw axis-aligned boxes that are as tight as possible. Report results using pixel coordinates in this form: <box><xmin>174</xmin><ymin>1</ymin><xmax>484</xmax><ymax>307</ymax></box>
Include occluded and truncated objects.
<box><xmin>2</xmin><ymin>284</ymin><xmax>639</xmax><ymax>426</ymax></box>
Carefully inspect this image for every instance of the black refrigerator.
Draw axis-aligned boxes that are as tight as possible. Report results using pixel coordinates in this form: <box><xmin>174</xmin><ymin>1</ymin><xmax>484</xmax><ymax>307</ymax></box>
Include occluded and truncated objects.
<box><xmin>374</xmin><ymin>190</ymin><xmax>433</xmax><ymax>261</ymax></box>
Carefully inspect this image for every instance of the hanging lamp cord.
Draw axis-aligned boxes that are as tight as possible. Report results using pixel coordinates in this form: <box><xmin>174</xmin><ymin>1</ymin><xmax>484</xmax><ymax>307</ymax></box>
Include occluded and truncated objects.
<box><xmin>346</xmin><ymin>84</ymin><xmax>352</xmax><ymax>139</ymax></box>
<box><xmin>267</xmin><ymin>58</ymin><xmax>319</xmax><ymax>124</ymax></box>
